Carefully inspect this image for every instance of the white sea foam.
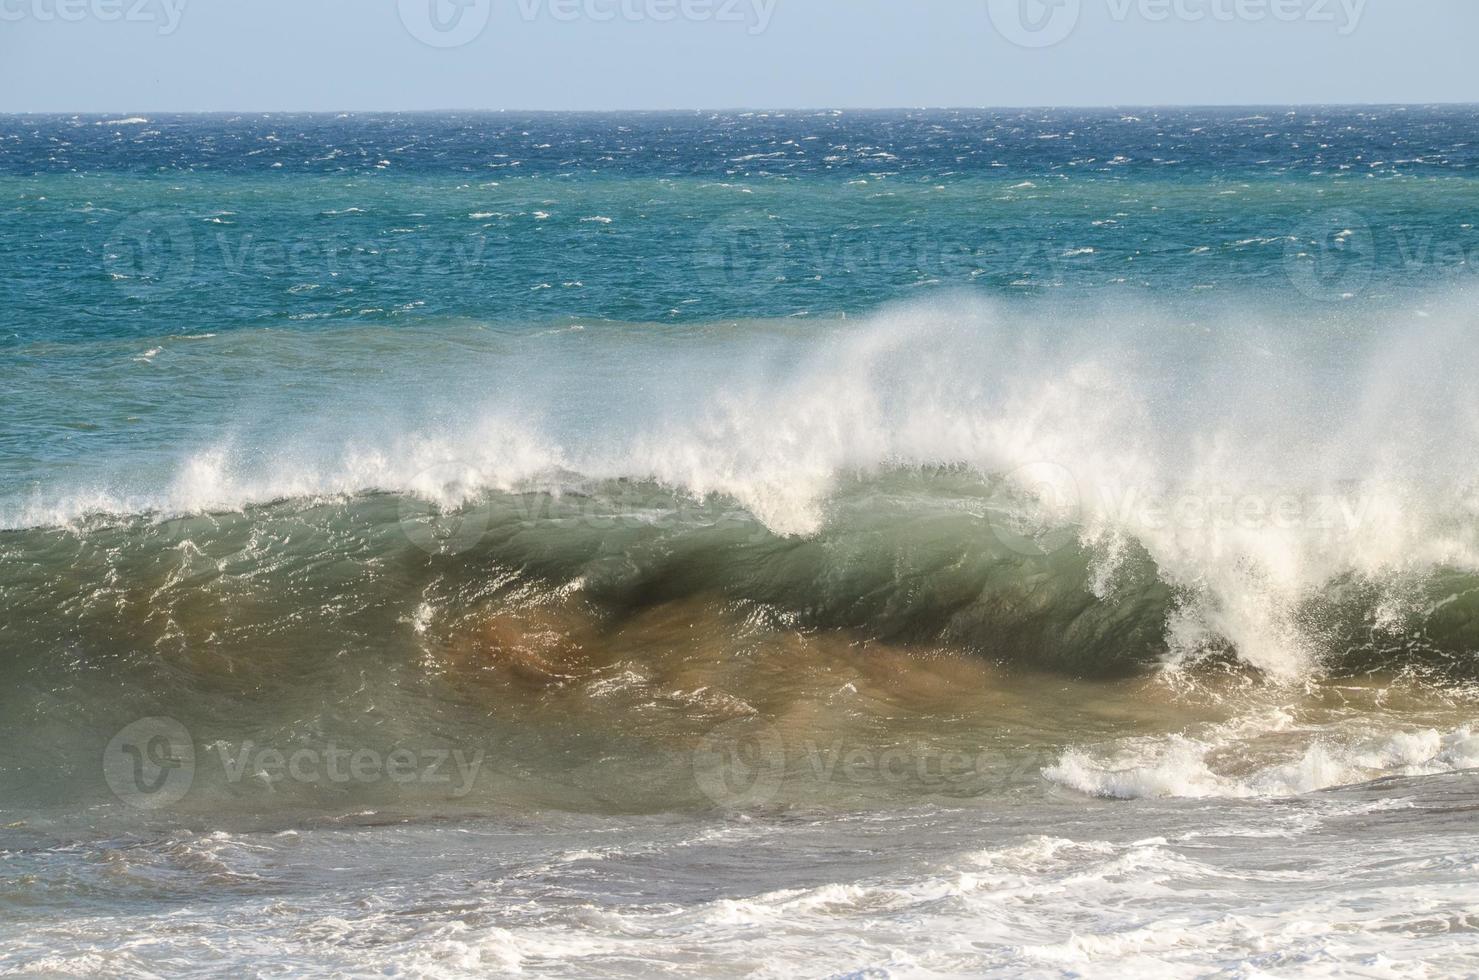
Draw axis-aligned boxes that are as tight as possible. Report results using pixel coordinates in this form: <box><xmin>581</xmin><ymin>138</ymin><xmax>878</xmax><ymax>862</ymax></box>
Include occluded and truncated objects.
<box><xmin>1046</xmin><ymin>723</ymin><xmax>1479</xmax><ymax>800</ymax></box>
<box><xmin>7</xmin><ymin>294</ymin><xmax>1479</xmax><ymax>678</ymax></box>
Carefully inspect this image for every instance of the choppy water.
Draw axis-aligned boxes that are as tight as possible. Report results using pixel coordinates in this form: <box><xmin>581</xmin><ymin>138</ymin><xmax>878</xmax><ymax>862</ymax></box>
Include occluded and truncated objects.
<box><xmin>4</xmin><ymin>108</ymin><xmax>1479</xmax><ymax>977</ymax></box>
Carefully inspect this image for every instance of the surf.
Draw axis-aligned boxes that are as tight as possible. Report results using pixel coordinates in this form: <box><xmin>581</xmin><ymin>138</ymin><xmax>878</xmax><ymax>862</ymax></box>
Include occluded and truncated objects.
<box><xmin>5</xmin><ymin>292</ymin><xmax>1479</xmax><ymax>683</ymax></box>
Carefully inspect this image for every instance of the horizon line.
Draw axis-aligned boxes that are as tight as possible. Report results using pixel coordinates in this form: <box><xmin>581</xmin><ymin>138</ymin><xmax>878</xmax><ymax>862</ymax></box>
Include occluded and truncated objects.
<box><xmin>4</xmin><ymin>101</ymin><xmax>1479</xmax><ymax>117</ymax></box>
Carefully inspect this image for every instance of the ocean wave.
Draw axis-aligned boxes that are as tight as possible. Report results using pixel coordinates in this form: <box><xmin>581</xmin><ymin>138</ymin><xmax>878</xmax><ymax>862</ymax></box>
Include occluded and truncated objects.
<box><xmin>5</xmin><ymin>295</ymin><xmax>1479</xmax><ymax>680</ymax></box>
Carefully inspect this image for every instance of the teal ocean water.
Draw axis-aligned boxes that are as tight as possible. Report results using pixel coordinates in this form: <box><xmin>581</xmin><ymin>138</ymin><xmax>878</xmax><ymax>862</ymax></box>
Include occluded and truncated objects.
<box><xmin>4</xmin><ymin>109</ymin><xmax>1479</xmax><ymax>976</ymax></box>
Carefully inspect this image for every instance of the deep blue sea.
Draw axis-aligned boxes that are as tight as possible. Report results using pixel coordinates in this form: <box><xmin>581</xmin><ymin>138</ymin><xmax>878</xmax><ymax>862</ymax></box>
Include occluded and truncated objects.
<box><xmin>4</xmin><ymin>108</ymin><xmax>1479</xmax><ymax>976</ymax></box>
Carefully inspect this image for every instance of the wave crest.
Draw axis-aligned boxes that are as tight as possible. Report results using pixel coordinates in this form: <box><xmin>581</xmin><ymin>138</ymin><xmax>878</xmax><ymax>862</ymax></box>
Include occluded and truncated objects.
<box><xmin>6</xmin><ymin>295</ymin><xmax>1479</xmax><ymax>679</ymax></box>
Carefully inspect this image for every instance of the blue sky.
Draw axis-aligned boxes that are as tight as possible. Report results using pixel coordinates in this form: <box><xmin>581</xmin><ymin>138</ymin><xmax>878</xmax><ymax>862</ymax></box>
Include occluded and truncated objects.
<box><xmin>1</xmin><ymin>0</ymin><xmax>1475</xmax><ymax>112</ymax></box>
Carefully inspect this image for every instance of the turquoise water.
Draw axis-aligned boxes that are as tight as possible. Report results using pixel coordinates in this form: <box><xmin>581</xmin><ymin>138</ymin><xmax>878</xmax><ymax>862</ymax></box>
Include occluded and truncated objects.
<box><xmin>6</xmin><ymin>107</ymin><xmax>1479</xmax><ymax>339</ymax></box>
<box><xmin>4</xmin><ymin>108</ymin><xmax>1479</xmax><ymax>976</ymax></box>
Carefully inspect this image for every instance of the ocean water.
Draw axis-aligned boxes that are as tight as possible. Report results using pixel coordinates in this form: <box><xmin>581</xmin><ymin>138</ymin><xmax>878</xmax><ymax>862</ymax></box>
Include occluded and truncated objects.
<box><xmin>4</xmin><ymin>107</ymin><xmax>1479</xmax><ymax>976</ymax></box>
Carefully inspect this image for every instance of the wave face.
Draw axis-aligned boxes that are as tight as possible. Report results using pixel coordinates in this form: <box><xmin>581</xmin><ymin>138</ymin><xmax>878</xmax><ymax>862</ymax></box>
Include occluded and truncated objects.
<box><xmin>5</xmin><ymin>295</ymin><xmax>1479</xmax><ymax>688</ymax></box>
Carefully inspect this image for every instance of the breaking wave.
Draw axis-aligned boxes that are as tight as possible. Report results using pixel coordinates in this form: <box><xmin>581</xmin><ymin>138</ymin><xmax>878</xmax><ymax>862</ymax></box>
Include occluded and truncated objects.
<box><xmin>5</xmin><ymin>294</ymin><xmax>1479</xmax><ymax>680</ymax></box>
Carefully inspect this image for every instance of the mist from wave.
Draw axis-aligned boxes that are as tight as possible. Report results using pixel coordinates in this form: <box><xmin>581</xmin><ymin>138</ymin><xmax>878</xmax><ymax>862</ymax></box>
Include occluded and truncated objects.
<box><xmin>6</xmin><ymin>294</ymin><xmax>1479</xmax><ymax>680</ymax></box>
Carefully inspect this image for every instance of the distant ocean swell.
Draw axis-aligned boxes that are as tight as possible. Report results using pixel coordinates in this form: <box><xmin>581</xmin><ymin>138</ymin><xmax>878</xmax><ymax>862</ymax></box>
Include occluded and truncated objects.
<box><xmin>86</xmin><ymin>196</ymin><xmax>1479</xmax><ymax>311</ymax></box>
